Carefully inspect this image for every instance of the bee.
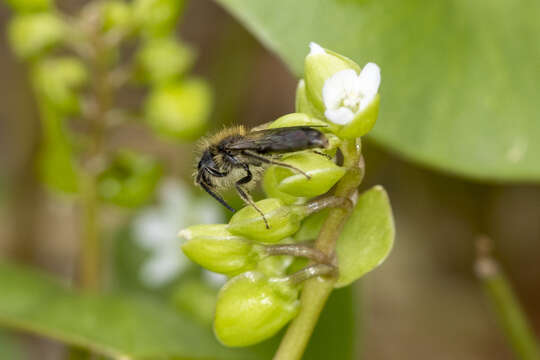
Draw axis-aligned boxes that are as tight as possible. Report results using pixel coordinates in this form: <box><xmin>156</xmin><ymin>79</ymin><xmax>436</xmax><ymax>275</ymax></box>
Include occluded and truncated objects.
<box><xmin>195</xmin><ymin>125</ymin><xmax>329</xmax><ymax>228</ymax></box>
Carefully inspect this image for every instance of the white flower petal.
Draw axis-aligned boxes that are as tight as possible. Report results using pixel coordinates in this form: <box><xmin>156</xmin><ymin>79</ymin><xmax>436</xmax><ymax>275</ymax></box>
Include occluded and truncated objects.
<box><xmin>133</xmin><ymin>209</ymin><xmax>171</xmax><ymax>248</ymax></box>
<box><xmin>357</xmin><ymin>62</ymin><xmax>381</xmax><ymax>98</ymax></box>
<box><xmin>308</xmin><ymin>42</ymin><xmax>326</xmax><ymax>56</ymax></box>
<box><xmin>322</xmin><ymin>69</ymin><xmax>359</xmax><ymax>109</ymax></box>
<box><xmin>325</xmin><ymin>107</ymin><xmax>355</xmax><ymax>125</ymax></box>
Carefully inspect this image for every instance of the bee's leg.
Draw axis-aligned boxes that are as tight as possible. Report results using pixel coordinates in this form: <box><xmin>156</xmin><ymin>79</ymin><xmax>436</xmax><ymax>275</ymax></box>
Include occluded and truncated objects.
<box><xmin>199</xmin><ymin>180</ymin><xmax>236</xmax><ymax>212</ymax></box>
<box><xmin>241</xmin><ymin>151</ymin><xmax>311</xmax><ymax>180</ymax></box>
<box><xmin>235</xmin><ymin>183</ymin><xmax>270</xmax><ymax>229</ymax></box>
<box><xmin>312</xmin><ymin>150</ymin><xmax>332</xmax><ymax>159</ymax></box>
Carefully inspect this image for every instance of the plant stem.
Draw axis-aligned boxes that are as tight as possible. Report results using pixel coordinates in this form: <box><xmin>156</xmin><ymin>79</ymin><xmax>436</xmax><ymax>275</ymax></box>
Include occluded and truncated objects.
<box><xmin>475</xmin><ymin>236</ymin><xmax>540</xmax><ymax>360</ymax></box>
<box><xmin>78</xmin><ymin>10</ymin><xmax>114</xmax><ymax>291</ymax></box>
<box><xmin>80</xmin><ymin>173</ymin><xmax>100</xmax><ymax>290</ymax></box>
<box><xmin>273</xmin><ymin>140</ymin><xmax>364</xmax><ymax>360</ymax></box>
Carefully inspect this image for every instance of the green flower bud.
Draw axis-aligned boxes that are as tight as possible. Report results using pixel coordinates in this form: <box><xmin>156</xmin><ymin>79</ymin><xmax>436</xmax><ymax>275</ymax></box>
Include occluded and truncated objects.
<box><xmin>294</xmin><ymin>79</ymin><xmax>324</xmax><ymax>119</ymax></box>
<box><xmin>97</xmin><ymin>150</ymin><xmax>162</xmax><ymax>207</ymax></box>
<box><xmin>273</xmin><ymin>153</ymin><xmax>346</xmax><ymax>197</ymax></box>
<box><xmin>262</xmin><ymin>166</ymin><xmax>305</xmax><ymax>205</ymax></box>
<box><xmin>101</xmin><ymin>0</ymin><xmax>132</xmax><ymax>33</ymax></box>
<box><xmin>305</xmin><ymin>43</ymin><xmax>381</xmax><ymax>138</ymax></box>
<box><xmin>180</xmin><ymin>224</ymin><xmax>259</xmax><ymax>276</ymax></box>
<box><xmin>31</xmin><ymin>57</ymin><xmax>87</xmax><ymax>115</ymax></box>
<box><xmin>228</xmin><ymin>198</ymin><xmax>305</xmax><ymax>243</ymax></box>
<box><xmin>144</xmin><ymin>78</ymin><xmax>212</xmax><ymax>140</ymax></box>
<box><xmin>4</xmin><ymin>0</ymin><xmax>51</xmax><ymax>13</ymax></box>
<box><xmin>304</xmin><ymin>42</ymin><xmax>361</xmax><ymax>112</ymax></box>
<box><xmin>257</xmin><ymin>254</ymin><xmax>293</xmax><ymax>277</ymax></box>
<box><xmin>214</xmin><ymin>271</ymin><xmax>299</xmax><ymax>347</ymax></box>
<box><xmin>135</xmin><ymin>37</ymin><xmax>195</xmax><ymax>85</ymax></box>
<box><xmin>268</xmin><ymin>112</ymin><xmax>328</xmax><ymax>130</ymax></box>
<box><xmin>8</xmin><ymin>12</ymin><xmax>65</xmax><ymax>59</ymax></box>
<box><xmin>132</xmin><ymin>0</ymin><xmax>185</xmax><ymax>38</ymax></box>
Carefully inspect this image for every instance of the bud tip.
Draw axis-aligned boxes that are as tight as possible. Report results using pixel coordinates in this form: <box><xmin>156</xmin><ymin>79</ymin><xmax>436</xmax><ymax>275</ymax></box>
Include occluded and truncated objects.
<box><xmin>308</xmin><ymin>42</ymin><xmax>325</xmax><ymax>56</ymax></box>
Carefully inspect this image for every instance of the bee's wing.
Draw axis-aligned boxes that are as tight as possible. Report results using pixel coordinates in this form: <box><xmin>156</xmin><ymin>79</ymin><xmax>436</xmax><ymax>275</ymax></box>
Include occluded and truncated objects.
<box><xmin>225</xmin><ymin>126</ymin><xmax>327</xmax><ymax>153</ymax></box>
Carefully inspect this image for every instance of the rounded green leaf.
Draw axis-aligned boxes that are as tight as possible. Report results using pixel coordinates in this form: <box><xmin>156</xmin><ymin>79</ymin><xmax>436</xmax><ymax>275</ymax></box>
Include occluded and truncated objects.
<box><xmin>0</xmin><ymin>262</ymin><xmax>264</xmax><ymax>359</ymax></box>
<box><xmin>335</xmin><ymin>185</ymin><xmax>395</xmax><ymax>288</ymax></box>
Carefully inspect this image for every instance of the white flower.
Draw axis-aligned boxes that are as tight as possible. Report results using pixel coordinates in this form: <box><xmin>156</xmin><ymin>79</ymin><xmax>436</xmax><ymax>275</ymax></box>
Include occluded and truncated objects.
<box><xmin>133</xmin><ymin>178</ymin><xmax>224</xmax><ymax>287</ymax></box>
<box><xmin>322</xmin><ymin>63</ymin><xmax>380</xmax><ymax>125</ymax></box>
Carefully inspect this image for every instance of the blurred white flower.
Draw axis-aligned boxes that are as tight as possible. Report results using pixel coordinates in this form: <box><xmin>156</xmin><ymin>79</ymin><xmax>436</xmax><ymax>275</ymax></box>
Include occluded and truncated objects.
<box><xmin>202</xmin><ymin>270</ymin><xmax>228</xmax><ymax>288</ymax></box>
<box><xmin>133</xmin><ymin>179</ymin><xmax>223</xmax><ymax>287</ymax></box>
<box><xmin>322</xmin><ymin>63</ymin><xmax>380</xmax><ymax>125</ymax></box>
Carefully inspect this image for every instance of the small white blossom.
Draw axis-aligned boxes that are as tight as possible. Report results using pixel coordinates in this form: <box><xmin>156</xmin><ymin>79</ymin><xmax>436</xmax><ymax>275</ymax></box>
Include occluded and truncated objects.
<box><xmin>322</xmin><ymin>63</ymin><xmax>380</xmax><ymax>125</ymax></box>
<box><xmin>133</xmin><ymin>179</ymin><xmax>223</xmax><ymax>287</ymax></box>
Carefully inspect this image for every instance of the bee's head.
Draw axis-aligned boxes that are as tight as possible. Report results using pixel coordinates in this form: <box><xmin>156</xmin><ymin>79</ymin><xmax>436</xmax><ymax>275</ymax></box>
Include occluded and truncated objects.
<box><xmin>196</xmin><ymin>149</ymin><xmax>217</xmax><ymax>184</ymax></box>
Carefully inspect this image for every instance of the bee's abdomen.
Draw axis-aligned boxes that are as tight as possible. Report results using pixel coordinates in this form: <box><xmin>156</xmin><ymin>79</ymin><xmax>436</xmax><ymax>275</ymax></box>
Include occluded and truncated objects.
<box><xmin>263</xmin><ymin>128</ymin><xmax>328</xmax><ymax>153</ymax></box>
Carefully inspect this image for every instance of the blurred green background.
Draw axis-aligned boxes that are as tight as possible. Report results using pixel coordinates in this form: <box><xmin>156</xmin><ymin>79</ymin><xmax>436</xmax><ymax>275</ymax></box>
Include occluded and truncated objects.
<box><xmin>0</xmin><ymin>0</ymin><xmax>539</xmax><ymax>359</ymax></box>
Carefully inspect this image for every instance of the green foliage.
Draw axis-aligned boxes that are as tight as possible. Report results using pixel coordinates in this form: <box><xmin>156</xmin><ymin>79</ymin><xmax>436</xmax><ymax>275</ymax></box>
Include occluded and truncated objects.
<box><xmin>31</xmin><ymin>57</ymin><xmax>88</xmax><ymax>115</ymax></box>
<box><xmin>303</xmin><ymin>286</ymin><xmax>356</xmax><ymax>360</ymax></box>
<box><xmin>132</xmin><ymin>0</ymin><xmax>185</xmax><ymax>38</ymax></box>
<box><xmin>171</xmin><ymin>280</ymin><xmax>219</xmax><ymax>326</ymax></box>
<box><xmin>144</xmin><ymin>79</ymin><xmax>213</xmax><ymax>140</ymax></box>
<box><xmin>0</xmin><ymin>330</ymin><xmax>25</xmax><ymax>360</ymax></box>
<box><xmin>4</xmin><ymin>0</ymin><xmax>51</xmax><ymax>13</ymax></box>
<box><xmin>37</xmin><ymin>106</ymin><xmax>79</xmax><ymax>193</ymax></box>
<box><xmin>8</xmin><ymin>12</ymin><xmax>64</xmax><ymax>59</ymax></box>
<box><xmin>335</xmin><ymin>186</ymin><xmax>395</xmax><ymax>288</ymax></box>
<box><xmin>100</xmin><ymin>0</ymin><xmax>132</xmax><ymax>32</ymax></box>
<box><xmin>135</xmin><ymin>37</ymin><xmax>195</xmax><ymax>85</ymax></box>
<box><xmin>97</xmin><ymin>151</ymin><xmax>162</xmax><ymax>208</ymax></box>
<box><xmin>0</xmin><ymin>262</ymin><xmax>266</xmax><ymax>360</ymax></box>
<box><xmin>216</xmin><ymin>0</ymin><xmax>540</xmax><ymax>181</ymax></box>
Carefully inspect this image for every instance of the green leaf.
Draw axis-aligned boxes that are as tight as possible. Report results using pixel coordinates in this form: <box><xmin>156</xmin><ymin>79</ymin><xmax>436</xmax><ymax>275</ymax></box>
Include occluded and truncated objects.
<box><xmin>216</xmin><ymin>0</ymin><xmax>540</xmax><ymax>181</ymax></box>
<box><xmin>335</xmin><ymin>186</ymin><xmax>394</xmax><ymax>288</ymax></box>
<box><xmin>0</xmin><ymin>262</ymin><xmax>270</xmax><ymax>359</ymax></box>
<box><xmin>0</xmin><ymin>330</ymin><xmax>25</xmax><ymax>360</ymax></box>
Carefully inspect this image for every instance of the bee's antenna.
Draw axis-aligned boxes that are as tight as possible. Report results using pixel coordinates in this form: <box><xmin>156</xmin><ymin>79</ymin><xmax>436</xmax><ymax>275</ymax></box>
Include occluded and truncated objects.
<box><xmin>199</xmin><ymin>180</ymin><xmax>236</xmax><ymax>212</ymax></box>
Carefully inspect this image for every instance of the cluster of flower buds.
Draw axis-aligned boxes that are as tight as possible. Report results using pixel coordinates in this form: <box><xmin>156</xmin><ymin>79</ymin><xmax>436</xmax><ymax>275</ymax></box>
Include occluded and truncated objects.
<box><xmin>179</xmin><ymin>43</ymin><xmax>381</xmax><ymax>347</ymax></box>
<box><xmin>5</xmin><ymin>0</ymin><xmax>212</xmax><ymax>201</ymax></box>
